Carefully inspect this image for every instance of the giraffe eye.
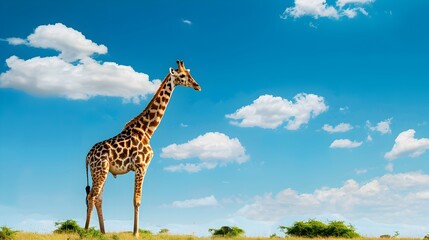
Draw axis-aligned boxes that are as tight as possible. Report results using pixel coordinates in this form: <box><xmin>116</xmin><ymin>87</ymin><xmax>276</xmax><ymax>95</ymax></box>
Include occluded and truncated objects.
<box><xmin>179</xmin><ymin>74</ymin><xmax>185</xmax><ymax>78</ymax></box>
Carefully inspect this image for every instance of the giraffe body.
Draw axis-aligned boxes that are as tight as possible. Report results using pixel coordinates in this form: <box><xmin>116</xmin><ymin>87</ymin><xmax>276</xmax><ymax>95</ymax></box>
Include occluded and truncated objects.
<box><xmin>84</xmin><ymin>61</ymin><xmax>200</xmax><ymax>236</ymax></box>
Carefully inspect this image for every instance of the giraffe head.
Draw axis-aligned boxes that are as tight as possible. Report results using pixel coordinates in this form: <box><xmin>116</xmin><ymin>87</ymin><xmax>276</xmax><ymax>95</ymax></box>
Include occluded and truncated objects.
<box><xmin>169</xmin><ymin>60</ymin><xmax>201</xmax><ymax>91</ymax></box>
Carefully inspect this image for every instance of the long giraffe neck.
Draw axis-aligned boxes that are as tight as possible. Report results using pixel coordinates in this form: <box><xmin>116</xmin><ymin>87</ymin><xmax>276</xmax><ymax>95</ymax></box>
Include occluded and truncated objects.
<box><xmin>123</xmin><ymin>73</ymin><xmax>175</xmax><ymax>138</ymax></box>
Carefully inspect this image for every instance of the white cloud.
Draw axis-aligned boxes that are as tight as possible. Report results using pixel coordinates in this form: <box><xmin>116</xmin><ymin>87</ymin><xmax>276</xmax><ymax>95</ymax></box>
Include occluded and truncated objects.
<box><xmin>281</xmin><ymin>0</ymin><xmax>374</xmax><ymax>19</ymax></box>
<box><xmin>342</xmin><ymin>8</ymin><xmax>358</xmax><ymax>18</ymax></box>
<box><xmin>355</xmin><ymin>168</ymin><xmax>368</xmax><ymax>175</ymax></box>
<box><xmin>182</xmin><ymin>19</ymin><xmax>192</xmax><ymax>25</ymax></box>
<box><xmin>385</xmin><ymin>163</ymin><xmax>394</xmax><ymax>172</ymax></box>
<box><xmin>226</xmin><ymin>94</ymin><xmax>328</xmax><ymax>130</ymax></box>
<box><xmin>26</xmin><ymin>23</ymin><xmax>107</xmax><ymax>62</ymax></box>
<box><xmin>367</xmin><ymin>118</ymin><xmax>392</xmax><ymax>134</ymax></box>
<box><xmin>282</xmin><ymin>0</ymin><xmax>339</xmax><ymax>19</ymax></box>
<box><xmin>336</xmin><ymin>0</ymin><xmax>375</xmax><ymax>8</ymax></box>
<box><xmin>367</xmin><ymin>134</ymin><xmax>373</xmax><ymax>142</ymax></box>
<box><xmin>0</xmin><ymin>56</ymin><xmax>160</xmax><ymax>103</ymax></box>
<box><xmin>339</xmin><ymin>106</ymin><xmax>349</xmax><ymax>112</ymax></box>
<box><xmin>237</xmin><ymin>172</ymin><xmax>429</xmax><ymax>224</ymax></box>
<box><xmin>6</xmin><ymin>37</ymin><xmax>27</xmax><ymax>45</ymax></box>
<box><xmin>309</xmin><ymin>22</ymin><xmax>318</xmax><ymax>29</ymax></box>
<box><xmin>323</xmin><ymin>123</ymin><xmax>353</xmax><ymax>133</ymax></box>
<box><xmin>164</xmin><ymin>162</ymin><xmax>217</xmax><ymax>173</ymax></box>
<box><xmin>385</xmin><ymin>129</ymin><xmax>429</xmax><ymax>160</ymax></box>
<box><xmin>170</xmin><ymin>195</ymin><xmax>218</xmax><ymax>208</ymax></box>
<box><xmin>0</xmin><ymin>23</ymin><xmax>160</xmax><ymax>102</ymax></box>
<box><xmin>162</xmin><ymin>132</ymin><xmax>249</xmax><ymax>173</ymax></box>
<box><xmin>330</xmin><ymin>139</ymin><xmax>362</xmax><ymax>148</ymax></box>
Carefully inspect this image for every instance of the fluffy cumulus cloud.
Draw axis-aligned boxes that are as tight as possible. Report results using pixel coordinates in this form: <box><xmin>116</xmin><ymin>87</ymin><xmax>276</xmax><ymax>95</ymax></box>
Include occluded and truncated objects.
<box><xmin>161</xmin><ymin>132</ymin><xmax>249</xmax><ymax>173</ymax></box>
<box><xmin>0</xmin><ymin>23</ymin><xmax>160</xmax><ymax>102</ymax></box>
<box><xmin>384</xmin><ymin>129</ymin><xmax>429</xmax><ymax>160</ymax></box>
<box><xmin>323</xmin><ymin>123</ymin><xmax>353</xmax><ymax>133</ymax></box>
<box><xmin>169</xmin><ymin>195</ymin><xmax>218</xmax><ymax>208</ymax></box>
<box><xmin>226</xmin><ymin>94</ymin><xmax>328</xmax><ymax>130</ymax></box>
<box><xmin>237</xmin><ymin>172</ymin><xmax>429</xmax><ymax>224</ymax></box>
<box><xmin>367</xmin><ymin>118</ymin><xmax>392</xmax><ymax>135</ymax></box>
<box><xmin>330</xmin><ymin>139</ymin><xmax>362</xmax><ymax>148</ymax></box>
<box><xmin>281</xmin><ymin>0</ymin><xmax>375</xmax><ymax>20</ymax></box>
<box><xmin>26</xmin><ymin>23</ymin><xmax>107</xmax><ymax>61</ymax></box>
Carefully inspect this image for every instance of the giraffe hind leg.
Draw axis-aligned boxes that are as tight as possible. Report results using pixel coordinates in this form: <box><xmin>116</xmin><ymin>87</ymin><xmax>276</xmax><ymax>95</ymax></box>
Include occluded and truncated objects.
<box><xmin>85</xmin><ymin>167</ymin><xmax>108</xmax><ymax>233</ymax></box>
<box><xmin>95</xmin><ymin>186</ymin><xmax>106</xmax><ymax>234</ymax></box>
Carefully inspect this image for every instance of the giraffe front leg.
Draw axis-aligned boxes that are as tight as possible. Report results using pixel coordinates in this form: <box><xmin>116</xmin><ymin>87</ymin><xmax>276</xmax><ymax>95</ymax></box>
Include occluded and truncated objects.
<box><xmin>133</xmin><ymin>166</ymin><xmax>145</xmax><ymax>237</ymax></box>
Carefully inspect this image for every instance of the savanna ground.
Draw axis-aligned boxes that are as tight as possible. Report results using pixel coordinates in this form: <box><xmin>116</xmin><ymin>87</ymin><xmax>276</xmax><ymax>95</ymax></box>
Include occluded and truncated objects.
<box><xmin>11</xmin><ymin>233</ymin><xmax>421</xmax><ymax>240</ymax></box>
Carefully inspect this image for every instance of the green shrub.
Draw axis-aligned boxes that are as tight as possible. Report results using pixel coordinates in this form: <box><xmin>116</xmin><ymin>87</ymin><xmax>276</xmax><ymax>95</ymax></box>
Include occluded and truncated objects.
<box><xmin>280</xmin><ymin>219</ymin><xmax>360</xmax><ymax>238</ymax></box>
<box><xmin>54</xmin><ymin>219</ymin><xmax>105</xmax><ymax>239</ymax></box>
<box><xmin>209</xmin><ymin>226</ymin><xmax>245</xmax><ymax>237</ymax></box>
<box><xmin>139</xmin><ymin>228</ymin><xmax>152</xmax><ymax>235</ymax></box>
<box><xmin>78</xmin><ymin>227</ymin><xmax>105</xmax><ymax>239</ymax></box>
<box><xmin>54</xmin><ymin>219</ymin><xmax>82</xmax><ymax>234</ymax></box>
<box><xmin>0</xmin><ymin>226</ymin><xmax>18</xmax><ymax>240</ymax></box>
<box><xmin>159</xmin><ymin>228</ymin><xmax>169</xmax><ymax>234</ymax></box>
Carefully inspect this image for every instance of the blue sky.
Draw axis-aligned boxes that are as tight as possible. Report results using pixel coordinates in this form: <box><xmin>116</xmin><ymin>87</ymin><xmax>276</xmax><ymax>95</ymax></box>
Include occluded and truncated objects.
<box><xmin>1</xmin><ymin>0</ymin><xmax>429</xmax><ymax>237</ymax></box>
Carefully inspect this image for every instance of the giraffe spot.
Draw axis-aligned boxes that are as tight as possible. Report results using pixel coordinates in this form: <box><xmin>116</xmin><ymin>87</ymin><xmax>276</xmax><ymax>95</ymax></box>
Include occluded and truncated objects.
<box><xmin>119</xmin><ymin>150</ymin><xmax>128</xmax><ymax>159</ymax></box>
<box><xmin>124</xmin><ymin>159</ymin><xmax>130</xmax><ymax>166</ymax></box>
<box><xmin>149</xmin><ymin>120</ymin><xmax>159</xmax><ymax>127</ymax></box>
<box><xmin>137</xmin><ymin>143</ymin><xmax>143</xmax><ymax>151</ymax></box>
<box><xmin>115</xmin><ymin>160</ymin><xmax>122</xmax><ymax>166</ymax></box>
<box><xmin>111</xmin><ymin>150</ymin><xmax>118</xmax><ymax>160</ymax></box>
<box><xmin>131</xmin><ymin>137</ymin><xmax>139</xmax><ymax>146</ymax></box>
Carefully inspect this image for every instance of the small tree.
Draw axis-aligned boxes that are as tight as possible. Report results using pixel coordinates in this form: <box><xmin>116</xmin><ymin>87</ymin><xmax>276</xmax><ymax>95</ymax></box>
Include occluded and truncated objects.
<box><xmin>209</xmin><ymin>226</ymin><xmax>245</xmax><ymax>237</ymax></box>
<box><xmin>54</xmin><ymin>219</ymin><xmax>82</xmax><ymax>234</ymax></box>
<box><xmin>159</xmin><ymin>228</ymin><xmax>169</xmax><ymax>234</ymax></box>
<box><xmin>0</xmin><ymin>226</ymin><xmax>18</xmax><ymax>240</ymax></box>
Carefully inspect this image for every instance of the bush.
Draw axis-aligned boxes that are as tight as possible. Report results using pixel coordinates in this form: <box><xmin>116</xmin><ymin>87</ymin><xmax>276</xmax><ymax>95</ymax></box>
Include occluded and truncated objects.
<box><xmin>54</xmin><ymin>219</ymin><xmax>104</xmax><ymax>239</ymax></box>
<box><xmin>159</xmin><ymin>228</ymin><xmax>169</xmax><ymax>234</ymax></box>
<box><xmin>209</xmin><ymin>226</ymin><xmax>245</xmax><ymax>237</ymax></box>
<box><xmin>78</xmin><ymin>227</ymin><xmax>104</xmax><ymax>239</ymax></box>
<box><xmin>280</xmin><ymin>219</ymin><xmax>360</xmax><ymax>238</ymax></box>
<box><xmin>139</xmin><ymin>229</ymin><xmax>152</xmax><ymax>235</ymax></box>
<box><xmin>0</xmin><ymin>226</ymin><xmax>18</xmax><ymax>240</ymax></box>
<box><xmin>54</xmin><ymin>219</ymin><xmax>81</xmax><ymax>234</ymax></box>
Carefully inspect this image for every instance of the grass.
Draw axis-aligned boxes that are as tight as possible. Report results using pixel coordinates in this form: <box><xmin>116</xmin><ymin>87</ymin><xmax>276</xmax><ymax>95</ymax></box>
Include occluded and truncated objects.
<box><xmin>12</xmin><ymin>232</ymin><xmax>423</xmax><ymax>240</ymax></box>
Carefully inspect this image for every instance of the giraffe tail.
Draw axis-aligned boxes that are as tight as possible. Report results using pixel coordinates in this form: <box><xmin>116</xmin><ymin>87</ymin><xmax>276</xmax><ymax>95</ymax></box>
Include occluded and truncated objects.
<box><xmin>85</xmin><ymin>157</ymin><xmax>91</xmax><ymax>207</ymax></box>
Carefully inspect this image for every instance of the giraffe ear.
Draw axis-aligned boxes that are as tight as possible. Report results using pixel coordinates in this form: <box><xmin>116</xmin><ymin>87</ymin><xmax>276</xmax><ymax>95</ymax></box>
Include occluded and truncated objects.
<box><xmin>169</xmin><ymin>68</ymin><xmax>176</xmax><ymax>75</ymax></box>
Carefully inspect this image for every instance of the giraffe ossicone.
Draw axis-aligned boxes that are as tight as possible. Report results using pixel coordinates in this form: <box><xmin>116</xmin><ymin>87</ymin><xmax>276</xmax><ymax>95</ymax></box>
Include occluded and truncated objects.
<box><xmin>84</xmin><ymin>60</ymin><xmax>200</xmax><ymax>237</ymax></box>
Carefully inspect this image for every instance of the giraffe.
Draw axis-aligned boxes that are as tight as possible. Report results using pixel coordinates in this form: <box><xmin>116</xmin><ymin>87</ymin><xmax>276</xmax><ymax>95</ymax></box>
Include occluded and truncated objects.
<box><xmin>84</xmin><ymin>60</ymin><xmax>201</xmax><ymax>237</ymax></box>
